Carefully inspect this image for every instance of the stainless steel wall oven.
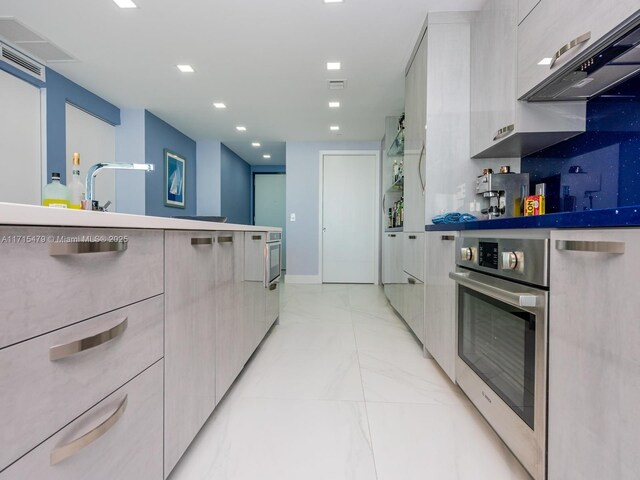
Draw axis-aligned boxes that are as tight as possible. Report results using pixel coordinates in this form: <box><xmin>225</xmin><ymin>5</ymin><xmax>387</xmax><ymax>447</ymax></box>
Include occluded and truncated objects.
<box><xmin>449</xmin><ymin>235</ymin><xmax>549</xmax><ymax>480</ymax></box>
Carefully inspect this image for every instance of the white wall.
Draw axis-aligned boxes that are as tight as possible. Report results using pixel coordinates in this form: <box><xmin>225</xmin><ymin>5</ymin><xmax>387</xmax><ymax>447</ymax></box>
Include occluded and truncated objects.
<box><xmin>0</xmin><ymin>69</ymin><xmax>42</xmax><ymax>205</ymax></box>
<box><xmin>196</xmin><ymin>140</ymin><xmax>221</xmax><ymax>216</ymax></box>
<box><xmin>115</xmin><ymin>109</ymin><xmax>146</xmax><ymax>215</ymax></box>
<box><xmin>285</xmin><ymin>141</ymin><xmax>381</xmax><ymax>281</ymax></box>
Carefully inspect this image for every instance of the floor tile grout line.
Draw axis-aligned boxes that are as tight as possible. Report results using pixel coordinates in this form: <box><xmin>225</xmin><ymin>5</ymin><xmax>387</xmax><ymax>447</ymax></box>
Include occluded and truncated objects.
<box><xmin>349</xmin><ymin>303</ymin><xmax>381</xmax><ymax>480</ymax></box>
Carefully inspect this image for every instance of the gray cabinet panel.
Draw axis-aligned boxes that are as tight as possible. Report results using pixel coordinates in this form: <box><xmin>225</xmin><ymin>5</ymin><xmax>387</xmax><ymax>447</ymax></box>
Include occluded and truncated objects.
<box><xmin>0</xmin><ymin>227</ymin><xmax>163</xmax><ymax>349</ymax></box>
<box><xmin>548</xmin><ymin>229</ymin><xmax>640</xmax><ymax>480</ymax></box>
<box><xmin>0</xmin><ymin>296</ymin><xmax>163</xmax><ymax>472</ymax></box>
<box><xmin>1</xmin><ymin>360</ymin><xmax>164</xmax><ymax>480</ymax></box>
<box><xmin>164</xmin><ymin>231</ymin><xmax>217</xmax><ymax>475</ymax></box>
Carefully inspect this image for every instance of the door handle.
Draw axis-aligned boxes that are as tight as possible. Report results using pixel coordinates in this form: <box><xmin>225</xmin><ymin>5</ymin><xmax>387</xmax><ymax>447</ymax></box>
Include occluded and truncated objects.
<box><xmin>191</xmin><ymin>237</ymin><xmax>213</xmax><ymax>246</ymax></box>
<box><xmin>252</xmin><ymin>235</ymin><xmax>262</xmax><ymax>240</ymax></box>
<box><xmin>555</xmin><ymin>240</ymin><xmax>624</xmax><ymax>254</ymax></box>
<box><xmin>449</xmin><ymin>271</ymin><xmax>539</xmax><ymax>308</ymax></box>
<box><xmin>50</xmin><ymin>395</ymin><xmax>128</xmax><ymax>465</ymax></box>
<box><xmin>550</xmin><ymin>32</ymin><xmax>591</xmax><ymax>68</ymax></box>
<box><xmin>49</xmin><ymin>240</ymin><xmax>128</xmax><ymax>256</ymax></box>
<box><xmin>49</xmin><ymin>317</ymin><xmax>128</xmax><ymax>361</ymax></box>
<box><xmin>407</xmin><ymin>277</ymin><xmax>417</xmax><ymax>285</ymax></box>
<box><xmin>409</xmin><ymin>235</ymin><xmax>417</xmax><ymax>240</ymax></box>
<box><xmin>218</xmin><ymin>236</ymin><xmax>233</xmax><ymax>244</ymax></box>
<box><xmin>441</xmin><ymin>235</ymin><xmax>455</xmax><ymax>241</ymax></box>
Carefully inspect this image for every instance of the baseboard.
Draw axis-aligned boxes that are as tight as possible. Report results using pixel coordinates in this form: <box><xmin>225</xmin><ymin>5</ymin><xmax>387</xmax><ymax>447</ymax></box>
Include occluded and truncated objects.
<box><xmin>284</xmin><ymin>274</ymin><xmax>321</xmax><ymax>284</ymax></box>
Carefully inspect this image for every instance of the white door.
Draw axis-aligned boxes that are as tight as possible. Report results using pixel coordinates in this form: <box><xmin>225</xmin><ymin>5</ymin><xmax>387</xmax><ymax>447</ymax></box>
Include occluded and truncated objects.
<box><xmin>65</xmin><ymin>104</ymin><xmax>116</xmax><ymax>210</ymax></box>
<box><xmin>254</xmin><ymin>173</ymin><xmax>286</xmax><ymax>269</ymax></box>
<box><xmin>322</xmin><ymin>154</ymin><xmax>377</xmax><ymax>283</ymax></box>
<box><xmin>0</xmin><ymin>70</ymin><xmax>42</xmax><ymax>205</ymax></box>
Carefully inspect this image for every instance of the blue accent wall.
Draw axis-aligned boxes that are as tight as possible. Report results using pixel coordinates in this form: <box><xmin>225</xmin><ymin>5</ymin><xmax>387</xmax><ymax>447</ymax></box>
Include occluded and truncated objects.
<box><xmin>144</xmin><ymin>110</ymin><xmax>197</xmax><ymax>217</ymax></box>
<box><xmin>45</xmin><ymin>68</ymin><xmax>120</xmax><ymax>183</ymax></box>
<box><xmin>522</xmin><ymin>74</ymin><xmax>640</xmax><ymax>214</ymax></box>
<box><xmin>250</xmin><ymin>164</ymin><xmax>286</xmax><ymax>224</ymax></box>
<box><xmin>220</xmin><ymin>144</ymin><xmax>251</xmax><ymax>225</ymax></box>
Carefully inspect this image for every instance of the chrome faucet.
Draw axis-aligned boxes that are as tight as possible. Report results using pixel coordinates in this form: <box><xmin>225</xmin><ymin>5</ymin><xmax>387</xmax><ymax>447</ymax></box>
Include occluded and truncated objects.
<box><xmin>85</xmin><ymin>162</ymin><xmax>155</xmax><ymax>209</ymax></box>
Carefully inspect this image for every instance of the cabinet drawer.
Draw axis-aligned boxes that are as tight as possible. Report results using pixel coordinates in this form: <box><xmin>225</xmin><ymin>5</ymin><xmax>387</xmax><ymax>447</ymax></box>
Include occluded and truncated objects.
<box><xmin>0</xmin><ymin>227</ymin><xmax>163</xmax><ymax>349</ymax></box>
<box><xmin>402</xmin><ymin>232</ymin><xmax>425</xmax><ymax>282</ymax></box>
<box><xmin>0</xmin><ymin>360</ymin><xmax>163</xmax><ymax>480</ymax></box>
<box><xmin>0</xmin><ymin>295</ymin><xmax>163</xmax><ymax>471</ymax></box>
<box><xmin>244</xmin><ymin>232</ymin><xmax>266</xmax><ymax>282</ymax></box>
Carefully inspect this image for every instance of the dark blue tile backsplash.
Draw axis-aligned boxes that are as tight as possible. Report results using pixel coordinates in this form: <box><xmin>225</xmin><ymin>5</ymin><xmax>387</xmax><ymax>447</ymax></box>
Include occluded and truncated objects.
<box><xmin>521</xmin><ymin>74</ymin><xmax>640</xmax><ymax>214</ymax></box>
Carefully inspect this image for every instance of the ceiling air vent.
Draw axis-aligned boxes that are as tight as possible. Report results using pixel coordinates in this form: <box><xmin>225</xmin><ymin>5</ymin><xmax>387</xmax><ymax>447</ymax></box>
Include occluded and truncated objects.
<box><xmin>328</xmin><ymin>79</ymin><xmax>347</xmax><ymax>90</ymax></box>
<box><xmin>1</xmin><ymin>42</ymin><xmax>45</xmax><ymax>81</ymax></box>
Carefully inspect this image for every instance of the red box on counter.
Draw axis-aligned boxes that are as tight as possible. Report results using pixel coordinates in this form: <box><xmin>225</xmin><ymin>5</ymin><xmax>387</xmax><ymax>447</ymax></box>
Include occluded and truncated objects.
<box><xmin>524</xmin><ymin>195</ymin><xmax>545</xmax><ymax>216</ymax></box>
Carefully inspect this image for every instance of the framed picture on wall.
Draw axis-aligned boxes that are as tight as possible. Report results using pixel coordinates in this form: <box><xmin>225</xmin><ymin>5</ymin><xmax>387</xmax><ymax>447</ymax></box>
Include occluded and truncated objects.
<box><xmin>164</xmin><ymin>149</ymin><xmax>186</xmax><ymax>208</ymax></box>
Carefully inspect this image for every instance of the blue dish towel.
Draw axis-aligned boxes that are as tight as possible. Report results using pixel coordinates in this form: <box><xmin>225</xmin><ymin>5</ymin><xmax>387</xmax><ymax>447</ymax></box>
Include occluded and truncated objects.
<box><xmin>431</xmin><ymin>212</ymin><xmax>478</xmax><ymax>224</ymax></box>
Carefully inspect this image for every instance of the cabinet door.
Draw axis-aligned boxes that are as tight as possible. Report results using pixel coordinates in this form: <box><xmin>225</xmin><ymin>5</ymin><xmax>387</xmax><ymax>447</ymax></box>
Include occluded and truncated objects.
<box><xmin>518</xmin><ymin>0</ymin><xmax>639</xmax><ymax>98</ymax></box>
<box><xmin>470</xmin><ymin>0</ymin><xmax>517</xmax><ymax>157</ymax></box>
<box><xmin>164</xmin><ymin>231</ymin><xmax>216</xmax><ymax>475</ymax></box>
<box><xmin>548</xmin><ymin>229</ymin><xmax>640</xmax><ymax>480</ymax></box>
<box><xmin>215</xmin><ymin>232</ymin><xmax>246</xmax><ymax>404</ymax></box>
<box><xmin>403</xmin><ymin>33</ymin><xmax>427</xmax><ymax>232</ymax></box>
<box><xmin>402</xmin><ymin>232</ymin><xmax>425</xmax><ymax>282</ymax></box>
<box><xmin>382</xmin><ymin>233</ymin><xmax>404</xmax><ymax>314</ymax></box>
<box><xmin>424</xmin><ymin>232</ymin><xmax>458</xmax><ymax>382</ymax></box>
<box><xmin>2</xmin><ymin>360</ymin><xmax>163</xmax><ymax>480</ymax></box>
<box><xmin>402</xmin><ymin>274</ymin><xmax>424</xmax><ymax>345</ymax></box>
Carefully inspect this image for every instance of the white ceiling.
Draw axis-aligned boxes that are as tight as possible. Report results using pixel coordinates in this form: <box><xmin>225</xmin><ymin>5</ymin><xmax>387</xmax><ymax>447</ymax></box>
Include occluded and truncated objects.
<box><xmin>0</xmin><ymin>0</ymin><xmax>484</xmax><ymax>165</ymax></box>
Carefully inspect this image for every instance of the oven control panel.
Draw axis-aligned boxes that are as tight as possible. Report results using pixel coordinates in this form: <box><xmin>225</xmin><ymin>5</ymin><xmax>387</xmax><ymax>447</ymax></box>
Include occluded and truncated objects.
<box><xmin>455</xmin><ymin>236</ymin><xmax>549</xmax><ymax>287</ymax></box>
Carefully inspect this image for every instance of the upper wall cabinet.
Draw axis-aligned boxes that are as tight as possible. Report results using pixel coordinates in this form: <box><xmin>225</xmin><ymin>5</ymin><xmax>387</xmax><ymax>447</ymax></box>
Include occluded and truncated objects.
<box><xmin>517</xmin><ymin>0</ymin><xmax>640</xmax><ymax>99</ymax></box>
<box><xmin>470</xmin><ymin>0</ymin><xmax>586</xmax><ymax>159</ymax></box>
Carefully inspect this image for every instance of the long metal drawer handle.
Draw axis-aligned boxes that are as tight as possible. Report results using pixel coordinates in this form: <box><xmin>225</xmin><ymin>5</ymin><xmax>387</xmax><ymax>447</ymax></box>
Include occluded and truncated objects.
<box><xmin>493</xmin><ymin>124</ymin><xmax>515</xmax><ymax>141</ymax></box>
<box><xmin>252</xmin><ymin>235</ymin><xmax>262</xmax><ymax>240</ymax></box>
<box><xmin>191</xmin><ymin>237</ymin><xmax>213</xmax><ymax>246</ymax></box>
<box><xmin>550</xmin><ymin>32</ymin><xmax>591</xmax><ymax>68</ymax></box>
<box><xmin>49</xmin><ymin>240</ymin><xmax>127</xmax><ymax>256</ymax></box>
<box><xmin>407</xmin><ymin>277</ymin><xmax>417</xmax><ymax>285</ymax></box>
<box><xmin>269</xmin><ymin>283</ymin><xmax>277</xmax><ymax>291</ymax></box>
<box><xmin>50</xmin><ymin>395</ymin><xmax>128</xmax><ymax>465</ymax></box>
<box><xmin>449</xmin><ymin>271</ymin><xmax>538</xmax><ymax>308</ymax></box>
<box><xmin>441</xmin><ymin>235</ymin><xmax>455</xmax><ymax>241</ymax></box>
<box><xmin>49</xmin><ymin>317</ymin><xmax>128</xmax><ymax>361</ymax></box>
<box><xmin>556</xmin><ymin>240</ymin><xmax>624</xmax><ymax>254</ymax></box>
<box><xmin>218</xmin><ymin>236</ymin><xmax>233</xmax><ymax>244</ymax></box>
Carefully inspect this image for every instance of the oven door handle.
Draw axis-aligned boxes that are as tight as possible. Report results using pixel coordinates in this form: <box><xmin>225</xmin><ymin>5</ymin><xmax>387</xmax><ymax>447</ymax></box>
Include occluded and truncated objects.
<box><xmin>449</xmin><ymin>271</ymin><xmax>538</xmax><ymax>308</ymax></box>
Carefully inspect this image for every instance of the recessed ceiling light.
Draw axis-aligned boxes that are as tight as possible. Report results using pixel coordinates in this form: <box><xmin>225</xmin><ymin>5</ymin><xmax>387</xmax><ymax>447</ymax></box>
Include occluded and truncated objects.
<box><xmin>330</xmin><ymin>125</ymin><xmax>340</xmax><ymax>131</ymax></box>
<box><xmin>252</xmin><ymin>142</ymin><xmax>261</xmax><ymax>147</ymax></box>
<box><xmin>113</xmin><ymin>0</ymin><xmax>137</xmax><ymax>8</ymax></box>
<box><xmin>263</xmin><ymin>154</ymin><xmax>271</xmax><ymax>159</ymax></box>
<box><xmin>329</xmin><ymin>101</ymin><xmax>340</xmax><ymax>108</ymax></box>
<box><xmin>323</xmin><ymin>0</ymin><xmax>344</xmax><ymax>3</ymax></box>
<box><xmin>236</xmin><ymin>126</ymin><xmax>247</xmax><ymax>132</ymax></box>
<box><xmin>327</xmin><ymin>62</ymin><xmax>341</xmax><ymax>71</ymax></box>
<box><xmin>538</xmin><ymin>57</ymin><xmax>553</xmax><ymax>66</ymax></box>
<box><xmin>177</xmin><ymin>65</ymin><xmax>194</xmax><ymax>73</ymax></box>
<box><xmin>213</xmin><ymin>102</ymin><xmax>226</xmax><ymax>109</ymax></box>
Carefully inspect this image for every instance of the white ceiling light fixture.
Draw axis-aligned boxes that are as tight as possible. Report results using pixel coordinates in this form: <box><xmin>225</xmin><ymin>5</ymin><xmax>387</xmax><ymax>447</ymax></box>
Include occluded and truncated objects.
<box><xmin>113</xmin><ymin>0</ymin><xmax>137</xmax><ymax>8</ymax></box>
<box><xmin>177</xmin><ymin>64</ymin><xmax>194</xmax><ymax>73</ymax></box>
<box><xmin>263</xmin><ymin>154</ymin><xmax>271</xmax><ymax>159</ymax></box>
<box><xmin>538</xmin><ymin>57</ymin><xmax>553</xmax><ymax>66</ymax></box>
<box><xmin>236</xmin><ymin>126</ymin><xmax>247</xmax><ymax>132</ymax></box>
<box><xmin>326</xmin><ymin>62</ymin><xmax>341</xmax><ymax>71</ymax></box>
<box><xmin>329</xmin><ymin>101</ymin><xmax>340</xmax><ymax>108</ymax></box>
<box><xmin>252</xmin><ymin>142</ymin><xmax>261</xmax><ymax>147</ymax></box>
<box><xmin>330</xmin><ymin>125</ymin><xmax>340</xmax><ymax>131</ymax></box>
<box><xmin>323</xmin><ymin>0</ymin><xmax>344</xmax><ymax>3</ymax></box>
<box><xmin>213</xmin><ymin>102</ymin><xmax>226</xmax><ymax>109</ymax></box>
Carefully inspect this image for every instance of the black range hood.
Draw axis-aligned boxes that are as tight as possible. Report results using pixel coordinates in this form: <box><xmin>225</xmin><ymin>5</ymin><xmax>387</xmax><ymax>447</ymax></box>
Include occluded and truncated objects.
<box><xmin>525</xmin><ymin>16</ymin><xmax>640</xmax><ymax>102</ymax></box>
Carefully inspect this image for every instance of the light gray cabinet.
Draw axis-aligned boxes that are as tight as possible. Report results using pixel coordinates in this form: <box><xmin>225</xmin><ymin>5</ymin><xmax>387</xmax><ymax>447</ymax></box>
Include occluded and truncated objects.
<box><xmin>1</xmin><ymin>360</ymin><xmax>164</xmax><ymax>480</ymax></box>
<box><xmin>517</xmin><ymin>0</ymin><xmax>639</xmax><ymax>99</ymax></box>
<box><xmin>0</xmin><ymin>296</ymin><xmax>163</xmax><ymax>472</ymax></box>
<box><xmin>402</xmin><ymin>232</ymin><xmax>424</xmax><ymax>282</ymax></box>
<box><xmin>382</xmin><ymin>233</ymin><xmax>404</xmax><ymax>314</ymax></box>
<box><xmin>215</xmin><ymin>232</ymin><xmax>246</xmax><ymax>404</ymax></box>
<box><xmin>244</xmin><ymin>233</ymin><xmax>267</xmax><ymax>355</ymax></box>
<box><xmin>164</xmin><ymin>231</ymin><xmax>217</xmax><ymax>475</ymax></box>
<box><xmin>0</xmin><ymin>227</ymin><xmax>163</xmax><ymax>349</ymax></box>
<box><xmin>402</xmin><ymin>31</ymin><xmax>427</xmax><ymax>233</ymax></box>
<box><xmin>402</xmin><ymin>273</ymin><xmax>424</xmax><ymax>345</ymax></box>
<box><xmin>548</xmin><ymin>229</ymin><xmax>640</xmax><ymax>480</ymax></box>
<box><xmin>424</xmin><ymin>231</ymin><xmax>457</xmax><ymax>381</ymax></box>
<box><xmin>470</xmin><ymin>0</ymin><xmax>585</xmax><ymax>159</ymax></box>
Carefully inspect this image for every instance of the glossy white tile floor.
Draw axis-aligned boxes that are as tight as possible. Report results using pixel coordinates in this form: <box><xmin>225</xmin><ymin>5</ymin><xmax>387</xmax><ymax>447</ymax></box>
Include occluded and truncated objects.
<box><xmin>169</xmin><ymin>284</ymin><xmax>531</xmax><ymax>480</ymax></box>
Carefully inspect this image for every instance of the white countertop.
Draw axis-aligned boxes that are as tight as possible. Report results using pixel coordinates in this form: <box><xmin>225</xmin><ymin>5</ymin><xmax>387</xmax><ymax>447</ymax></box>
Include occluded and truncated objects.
<box><xmin>0</xmin><ymin>203</ymin><xmax>281</xmax><ymax>232</ymax></box>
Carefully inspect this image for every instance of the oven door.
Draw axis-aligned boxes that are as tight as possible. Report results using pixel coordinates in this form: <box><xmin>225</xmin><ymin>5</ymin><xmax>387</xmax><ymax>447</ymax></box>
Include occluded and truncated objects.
<box><xmin>265</xmin><ymin>242</ymin><xmax>281</xmax><ymax>286</ymax></box>
<box><xmin>449</xmin><ymin>269</ymin><xmax>547</xmax><ymax>480</ymax></box>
